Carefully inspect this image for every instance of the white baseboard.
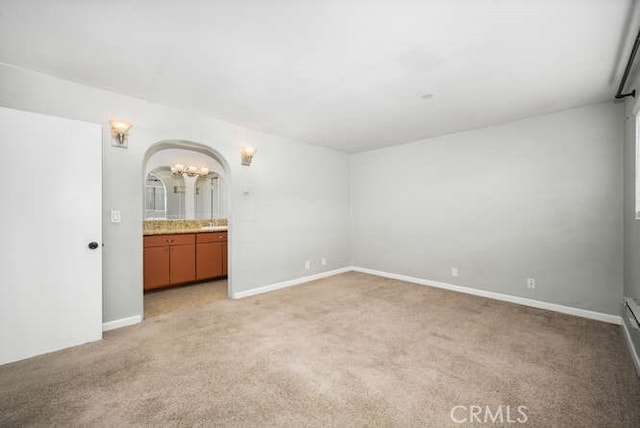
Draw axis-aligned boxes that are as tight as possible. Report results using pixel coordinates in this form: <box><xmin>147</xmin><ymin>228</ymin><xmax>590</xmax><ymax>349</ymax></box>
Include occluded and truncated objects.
<box><xmin>102</xmin><ymin>315</ymin><xmax>143</xmax><ymax>332</ymax></box>
<box><xmin>232</xmin><ymin>267</ymin><xmax>353</xmax><ymax>299</ymax></box>
<box><xmin>622</xmin><ymin>320</ymin><xmax>640</xmax><ymax>377</ymax></box>
<box><xmin>352</xmin><ymin>266</ymin><xmax>622</xmax><ymax>325</ymax></box>
<box><xmin>228</xmin><ymin>265</ymin><xmax>621</xmax><ymax>325</ymax></box>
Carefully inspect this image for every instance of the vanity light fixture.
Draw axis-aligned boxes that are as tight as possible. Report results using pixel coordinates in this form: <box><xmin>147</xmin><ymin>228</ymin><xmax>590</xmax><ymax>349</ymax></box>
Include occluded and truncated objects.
<box><xmin>171</xmin><ymin>164</ymin><xmax>210</xmax><ymax>177</ymax></box>
<box><xmin>241</xmin><ymin>146</ymin><xmax>256</xmax><ymax>166</ymax></box>
<box><xmin>109</xmin><ymin>119</ymin><xmax>132</xmax><ymax>148</ymax></box>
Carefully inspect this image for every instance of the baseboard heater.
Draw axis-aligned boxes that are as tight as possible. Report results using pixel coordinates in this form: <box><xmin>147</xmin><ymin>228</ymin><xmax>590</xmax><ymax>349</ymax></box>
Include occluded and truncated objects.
<box><xmin>625</xmin><ymin>297</ymin><xmax>640</xmax><ymax>330</ymax></box>
<box><xmin>623</xmin><ymin>297</ymin><xmax>640</xmax><ymax>377</ymax></box>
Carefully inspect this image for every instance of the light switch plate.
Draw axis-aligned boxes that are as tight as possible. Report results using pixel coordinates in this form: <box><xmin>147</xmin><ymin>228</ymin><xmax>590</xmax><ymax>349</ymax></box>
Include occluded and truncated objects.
<box><xmin>110</xmin><ymin>209</ymin><xmax>121</xmax><ymax>223</ymax></box>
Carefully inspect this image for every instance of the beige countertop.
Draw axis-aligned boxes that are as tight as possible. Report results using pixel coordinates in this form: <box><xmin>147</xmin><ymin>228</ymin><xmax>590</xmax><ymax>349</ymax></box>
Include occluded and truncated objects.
<box><xmin>144</xmin><ymin>226</ymin><xmax>228</xmax><ymax>236</ymax></box>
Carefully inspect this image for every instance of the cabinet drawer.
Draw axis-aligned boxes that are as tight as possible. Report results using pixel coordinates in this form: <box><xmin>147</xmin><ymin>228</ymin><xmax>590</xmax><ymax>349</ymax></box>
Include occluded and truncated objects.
<box><xmin>144</xmin><ymin>233</ymin><xmax>195</xmax><ymax>247</ymax></box>
<box><xmin>197</xmin><ymin>232</ymin><xmax>227</xmax><ymax>243</ymax></box>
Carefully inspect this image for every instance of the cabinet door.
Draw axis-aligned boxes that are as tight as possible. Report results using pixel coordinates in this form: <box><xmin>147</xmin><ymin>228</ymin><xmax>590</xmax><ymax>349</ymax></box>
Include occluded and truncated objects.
<box><xmin>222</xmin><ymin>242</ymin><xmax>228</xmax><ymax>276</ymax></box>
<box><xmin>144</xmin><ymin>246</ymin><xmax>171</xmax><ymax>290</ymax></box>
<box><xmin>170</xmin><ymin>244</ymin><xmax>196</xmax><ymax>285</ymax></box>
<box><xmin>196</xmin><ymin>242</ymin><xmax>223</xmax><ymax>280</ymax></box>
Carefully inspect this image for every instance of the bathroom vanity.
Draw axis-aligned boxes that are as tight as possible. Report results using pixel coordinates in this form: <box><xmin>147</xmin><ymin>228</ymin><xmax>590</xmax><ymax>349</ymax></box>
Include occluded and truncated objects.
<box><xmin>143</xmin><ymin>229</ymin><xmax>227</xmax><ymax>291</ymax></box>
<box><xmin>142</xmin><ymin>152</ymin><xmax>229</xmax><ymax>291</ymax></box>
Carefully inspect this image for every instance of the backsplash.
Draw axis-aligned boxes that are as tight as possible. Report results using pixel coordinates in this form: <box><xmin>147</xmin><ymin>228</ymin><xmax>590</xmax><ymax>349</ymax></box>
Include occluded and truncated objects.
<box><xmin>143</xmin><ymin>218</ymin><xmax>228</xmax><ymax>234</ymax></box>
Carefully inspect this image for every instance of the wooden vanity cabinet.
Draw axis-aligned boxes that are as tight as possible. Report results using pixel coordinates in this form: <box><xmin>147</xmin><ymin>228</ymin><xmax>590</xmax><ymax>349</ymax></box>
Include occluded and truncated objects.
<box><xmin>143</xmin><ymin>233</ymin><xmax>196</xmax><ymax>290</ymax></box>
<box><xmin>222</xmin><ymin>241</ymin><xmax>228</xmax><ymax>276</ymax></box>
<box><xmin>196</xmin><ymin>232</ymin><xmax>228</xmax><ymax>280</ymax></box>
<box><xmin>170</xmin><ymin>241</ymin><xmax>197</xmax><ymax>284</ymax></box>
<box><xmin>144</xmin><ymin>231</ymin><xmax>227</xmax><ymax>291</ymax></box>
<box><xmin>143</xmin><ymin>245</ymin><xmax>170</xmax><ymax>290</ymax></box>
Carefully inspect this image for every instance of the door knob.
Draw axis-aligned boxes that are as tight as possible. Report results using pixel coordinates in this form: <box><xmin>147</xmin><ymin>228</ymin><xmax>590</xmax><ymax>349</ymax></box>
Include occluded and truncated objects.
<box><xmin>88</xmin><ymin>241</ymin><xmax>99</xmax><ymax>250</ymax></box>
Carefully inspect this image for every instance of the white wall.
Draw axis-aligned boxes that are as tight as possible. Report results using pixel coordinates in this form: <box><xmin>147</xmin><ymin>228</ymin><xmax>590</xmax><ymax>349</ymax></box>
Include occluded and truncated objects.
<box><xmin>0</xmin><ymin>62</ymin><xmax>626</xmax><ymax>325</ymax></box>
<box><xmin>351</xmin><ymin>102</ymin><xmax>624</xmax><ymax>315</ymax></box>
<box><xmin>0</xmin><ymin>64</ymin><xmax>351</xmax><ymax>324</ymax></box>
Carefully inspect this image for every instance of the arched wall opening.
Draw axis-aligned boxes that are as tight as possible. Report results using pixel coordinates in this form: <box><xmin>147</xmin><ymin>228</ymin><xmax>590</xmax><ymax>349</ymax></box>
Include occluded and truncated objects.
<box><xmin>141</xmin><ymin>139</ymin><xmax>233</xmax><ymax>313</ymax></box>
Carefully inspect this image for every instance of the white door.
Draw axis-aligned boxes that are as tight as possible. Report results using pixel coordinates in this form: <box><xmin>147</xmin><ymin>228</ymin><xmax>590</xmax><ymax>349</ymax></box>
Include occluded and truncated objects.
<box><xmin>0</xmin><ymin>107</ymin><xmax>102</xmax><ymax>365</ymax></box>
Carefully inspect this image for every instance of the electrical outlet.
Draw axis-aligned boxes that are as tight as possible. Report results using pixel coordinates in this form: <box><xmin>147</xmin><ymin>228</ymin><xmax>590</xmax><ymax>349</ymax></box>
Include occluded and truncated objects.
<box><xmin>527</xmin><ymin>278</ymin><xmax>536</xmax><ymax>289</ymax></box>
<box><xmin>305</xmin><ymin>260</ymin><xmax>311</xmax><ymax>270</ymax></box>
<box><xmin>321</xmin><ymin>257</ymin><xmax>327</xmax><ymax>266</ymax></box>
<box><xmin>451</xmin><ymin>267</ymin><xmax>459</xmax><ymax>277</ymax></box>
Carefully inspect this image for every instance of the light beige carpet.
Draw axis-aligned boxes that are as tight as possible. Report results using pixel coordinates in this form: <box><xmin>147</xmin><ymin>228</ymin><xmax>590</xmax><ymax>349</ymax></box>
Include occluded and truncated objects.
<box><xmin>1</xmin><ymin>272</ymin><xmax>639</xmax><ymax>427</ymax></box>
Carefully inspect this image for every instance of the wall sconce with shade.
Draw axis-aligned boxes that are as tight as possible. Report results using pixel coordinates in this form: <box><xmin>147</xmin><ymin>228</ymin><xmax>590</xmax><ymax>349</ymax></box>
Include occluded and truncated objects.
<box><xmin>241</xmin><ymin>146</ymin><xmax>256</xmax><ymax>166</ymax></box>
<box><xmin>171</xmin><ymin>164</ymin><xmax>209</xmax><ymax>177</ymax></box>
<box><xmin>109</xmin><ymin>119</ymin><xmax>132</xmax><ymax>148</ymax></box>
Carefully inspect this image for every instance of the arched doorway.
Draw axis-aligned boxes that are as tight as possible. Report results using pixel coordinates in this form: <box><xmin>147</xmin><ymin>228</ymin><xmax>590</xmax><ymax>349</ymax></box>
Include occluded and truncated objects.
<box><xmin>141</xmin><ymin>140</ymin><xmax>232</xmax><ymax>318</ymax></box>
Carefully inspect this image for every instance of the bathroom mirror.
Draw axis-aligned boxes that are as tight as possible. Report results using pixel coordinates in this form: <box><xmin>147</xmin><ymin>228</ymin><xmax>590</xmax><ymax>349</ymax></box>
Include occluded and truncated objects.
<box><xmin>144</xmin><ymin>173</ymin><xmax>167</xmax><ymax>219</ymax></box>
<box><xmin>144</xmin><ymin>167</ymin><xmax>186</xmax><ymax>219</ymax></box>
<box><xmin>195</xmin><ymin>173</ymin><xmax>224</xmax><ymax>219</ymax></box>
<box><xmin>144</xmin><ymin>166</ymin><xmax>226</xmax><ymax>220</ymax></box>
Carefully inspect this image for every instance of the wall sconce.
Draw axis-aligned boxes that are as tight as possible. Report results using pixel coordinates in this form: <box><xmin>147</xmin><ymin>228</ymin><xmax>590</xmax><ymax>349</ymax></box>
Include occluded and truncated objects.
<box><xmin>109</xmin><ymin>119</ymin><xmax>132</xmax><ymax>148</ymax></box>
<box><xmin>171</xmin><ymin>164</ymin><xmax>209</xmax><ymax>177</ymax></box>
<box><xmin>241</xmin><ymin>146</ymin><xmax>256</xmax><ymax>166</ymax></box>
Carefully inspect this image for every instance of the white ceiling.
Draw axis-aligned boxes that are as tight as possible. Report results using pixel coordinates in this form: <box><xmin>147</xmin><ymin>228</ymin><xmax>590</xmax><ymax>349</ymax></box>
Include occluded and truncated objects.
<box><xmin>0</xmin><ymin>0</ymin><xmax>636</xmax><ymax>152</ymax></box>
